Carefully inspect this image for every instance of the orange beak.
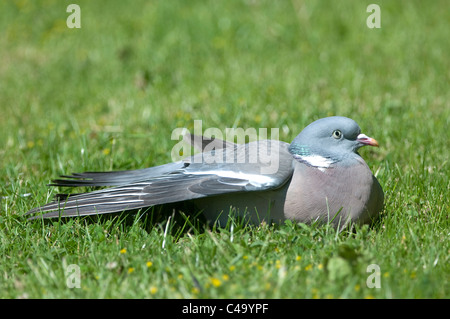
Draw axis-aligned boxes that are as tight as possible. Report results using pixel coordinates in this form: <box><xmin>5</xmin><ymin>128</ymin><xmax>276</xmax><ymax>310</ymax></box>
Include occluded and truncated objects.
<box><xmin>357</xmin><ymin>133</ymin><xmax>379</xmax><ymax>147</ymax></box>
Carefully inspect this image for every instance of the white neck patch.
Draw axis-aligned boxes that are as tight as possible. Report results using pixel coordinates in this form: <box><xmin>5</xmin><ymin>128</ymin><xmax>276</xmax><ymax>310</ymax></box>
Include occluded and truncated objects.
<box><xmin>294</xmin><ymin>154</ymin><xmax>334</xmax><ymax>171</ymax></box>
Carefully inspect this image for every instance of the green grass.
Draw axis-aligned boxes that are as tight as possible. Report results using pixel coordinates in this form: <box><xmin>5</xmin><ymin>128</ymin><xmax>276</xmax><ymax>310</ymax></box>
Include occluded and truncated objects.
<box><xmin>0</xmin><ymin>0</ymin><xmax>448</xmax><ymax>298</ymax></box>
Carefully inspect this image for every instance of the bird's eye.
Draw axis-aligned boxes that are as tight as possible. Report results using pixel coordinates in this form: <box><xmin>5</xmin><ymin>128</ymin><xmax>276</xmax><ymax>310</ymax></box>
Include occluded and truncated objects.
<box><xmin>332</xmin><ymin>130</ymin><xmax>342</xmax><ymax>139</ymax></box>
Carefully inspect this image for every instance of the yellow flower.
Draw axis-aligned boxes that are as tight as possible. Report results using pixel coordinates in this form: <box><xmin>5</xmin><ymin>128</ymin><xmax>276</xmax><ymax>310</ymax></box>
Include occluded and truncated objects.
<box><xmin>120</xmin><ymin>248</ymin><xmax>127</xmax><ymax>254</ymax></box>
<box><xmin>102</xmin><ymin>148</ymin><xmax>111</xmax><ymax>155</ymax></box>
<box><xmin>275</xmin><ymin>260</ymin><xmax>281</xmax><ymax>269</ymax></box>
<box><xmin>127</xmin><ymin>267</ymin><xmax>135</xmax><ymax>274</ymax></box>
<box><xmin>305</xmin><ymin>264</ymin><xmax>313</xmax><ymax>271</ymax></box>
<box><xmin>191</xmin><ymin>287</ymin><xmax>200</xmax><ymax>294</ymax></box>
<box><xmin>295</xmin><ymin>255</ymin><xmax>302</xmax><ymax>261</ymax></box>
<box><xmin>317</xmin><ymin>264</ymin><xmax>323</xmax><ymax>270</ymax></box>
<box><xmin>354</xmin><ymin>284</ymin><xmax>361</xmax><ymax>292</ymax></box>
<box><xmin>243</xmin><ymin>255</ymin><xmax>248</xmax><ymax>260</ymax></box>
<box><xmin>178</xmin><ymin>274</ymin><xmax>183</xmax><ymax>280</ymax></box>
<box><xmin>146</xmin><ymin>261</ymin><xmax>153</xmax><ymax>268</ymax></box>
<box><xmin>229</xmin><ymin>265</ymin><xmax>236</xmax><ymax>272</ymax></box>
<box><xmin>222</xmin><ymin>274</ymin><xmax>230</xmax><ymax>281</ymax></box>
<box><xmin>150</xmin><ymin>286</ymin><xmax>158</xmax><ymax>294</ymax></box>
<box><xmin>210</xmin><ymin>277</ymin><xmax>222</xmax><ymax>287</ymax></box>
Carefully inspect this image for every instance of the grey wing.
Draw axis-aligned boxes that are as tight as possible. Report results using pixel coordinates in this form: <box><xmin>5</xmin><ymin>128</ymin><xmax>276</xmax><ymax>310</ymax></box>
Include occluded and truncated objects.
<box><xmin>27</xmin><ymin>174</ymin><xmax>247</xmax><ymax>219</ymax></box>
<box><xmin>183</xmin><ymin>133</ymin><xmax>235</xmax><ymax>152</ymax></box>
<box><xmin>50</xmin><ymin>162</ymin><xmax>183</xmax><ymax>187</ymax></box>
<box><xmin>50</xmin><ymin>134</ymin><xmax>233</xmax><ymax>187</ymax></box>
<box><xmin>27</xmin><ymin>140</ymin><xmax>294</xmax><ymax>219</ymax></box>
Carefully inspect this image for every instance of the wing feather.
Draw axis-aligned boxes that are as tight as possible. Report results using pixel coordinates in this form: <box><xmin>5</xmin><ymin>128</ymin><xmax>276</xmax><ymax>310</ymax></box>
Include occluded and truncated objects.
<box><xmin>27</xmin><ymin>139</ymin><xmax>294</xmax><ymax>219</ymax></box>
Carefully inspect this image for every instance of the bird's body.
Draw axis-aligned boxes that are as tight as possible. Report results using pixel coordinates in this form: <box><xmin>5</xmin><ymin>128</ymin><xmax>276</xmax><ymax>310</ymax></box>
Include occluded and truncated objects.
<box><xmin>27</xmin><ymin>116</ymin><xmax>384</xmax><ymax>228</ymax></box>
<box><xmin>197</xmin><ymin>146</ymin><xmax>383</xmax><ymax>228</ymax></box>
<box><xmin>284</xmin><ymin>157</ymin><xmax>383</xmax><ymax>227</ymax></box>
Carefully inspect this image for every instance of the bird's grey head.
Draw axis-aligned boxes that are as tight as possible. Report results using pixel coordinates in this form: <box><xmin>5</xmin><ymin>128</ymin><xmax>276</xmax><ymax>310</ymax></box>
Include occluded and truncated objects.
<box><xmin>289</xmin><ymin>116</ymin><xmax>379</xmax><ymax>165</ymax></box>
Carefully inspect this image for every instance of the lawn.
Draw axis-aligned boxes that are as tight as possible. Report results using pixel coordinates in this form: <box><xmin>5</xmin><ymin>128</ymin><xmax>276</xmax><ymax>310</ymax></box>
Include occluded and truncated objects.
<box><xmin>0</xmin><ymin>0</ymin><xmax>448</xmax><ymax>299</ymax></box>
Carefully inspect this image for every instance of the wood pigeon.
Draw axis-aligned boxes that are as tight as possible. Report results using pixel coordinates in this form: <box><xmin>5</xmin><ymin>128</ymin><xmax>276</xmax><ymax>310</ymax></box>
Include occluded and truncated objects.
<box><xmin>26</xmin><ymin>116</ymin><xmax>384</xmax><ymax>228</ymax></box>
